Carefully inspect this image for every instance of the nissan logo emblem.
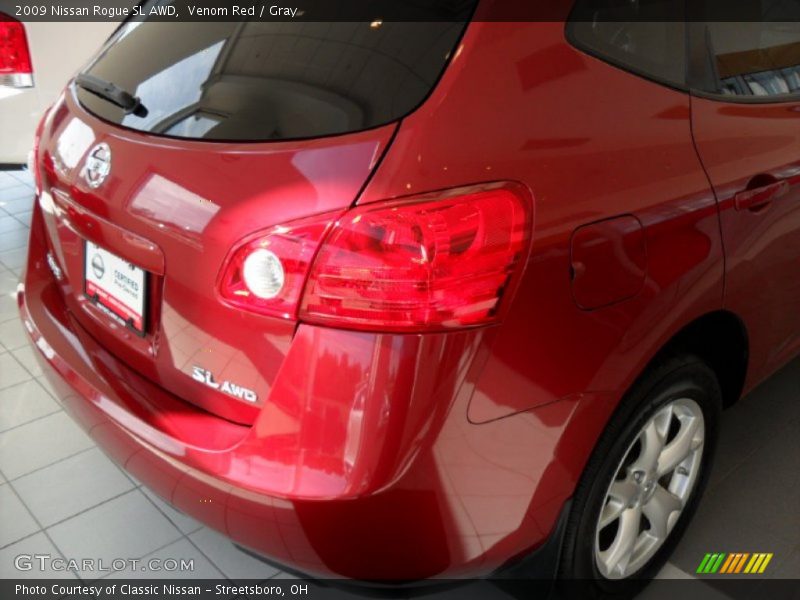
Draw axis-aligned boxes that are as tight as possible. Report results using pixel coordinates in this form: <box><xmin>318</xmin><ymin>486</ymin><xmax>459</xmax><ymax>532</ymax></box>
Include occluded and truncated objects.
<box><xmin>91</xmin><ymin>253</ymin><xmax>105</xmax><ymax>279</ymax></box>
<box><xmin>84</xmin><ymin>143</ymin><xmax>112</xmax><ymax>188</ymax></box>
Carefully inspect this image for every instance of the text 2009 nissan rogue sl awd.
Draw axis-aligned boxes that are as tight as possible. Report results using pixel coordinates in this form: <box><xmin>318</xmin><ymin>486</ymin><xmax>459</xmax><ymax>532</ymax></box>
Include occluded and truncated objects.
<box><xmin>18</xmin><ymin>0</ymin><xmax>800</xmax><ymax>595</ymax></box>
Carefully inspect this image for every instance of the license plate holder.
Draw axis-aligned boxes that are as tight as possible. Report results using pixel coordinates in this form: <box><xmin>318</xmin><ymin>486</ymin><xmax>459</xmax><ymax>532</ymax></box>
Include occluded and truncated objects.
<box><xmin>83</xmin><ymin>240</ymin><xmax>148</xmax><ymax>336</ymax></box>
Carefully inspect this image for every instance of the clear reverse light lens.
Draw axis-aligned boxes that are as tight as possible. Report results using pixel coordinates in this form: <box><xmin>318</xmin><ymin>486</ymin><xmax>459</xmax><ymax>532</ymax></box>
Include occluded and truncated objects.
<box><xmin>242</xmin><ymin>248</ymin><xmax>285</xmax><ymax>299</ymax></box>
<box><xmin>218</xmin><ymin>215</ymin><xmax>338</xmax><ymax>320</ymax></box>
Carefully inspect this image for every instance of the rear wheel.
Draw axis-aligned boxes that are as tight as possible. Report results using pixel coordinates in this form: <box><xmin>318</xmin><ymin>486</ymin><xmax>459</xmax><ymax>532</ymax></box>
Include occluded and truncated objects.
<box><xmin>558</xmin><ymin>356</ymin><xmax>722</xmax><ymax>597</ymax></box>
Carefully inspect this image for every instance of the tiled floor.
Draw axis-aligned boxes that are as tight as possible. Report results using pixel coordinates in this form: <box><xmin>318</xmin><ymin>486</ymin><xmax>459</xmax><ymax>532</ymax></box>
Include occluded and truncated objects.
<box><xmin>0</xmin><ymin>169</ymin><xmax>797</xmax><ymax>595</ymax></box>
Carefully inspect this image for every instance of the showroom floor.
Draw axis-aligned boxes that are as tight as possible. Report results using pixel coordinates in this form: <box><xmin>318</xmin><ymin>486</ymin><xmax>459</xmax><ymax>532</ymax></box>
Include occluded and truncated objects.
<box><xmin>0</xmin><ymin>169</ymin><xmax>797</xmax><ymax>597</ymax></box>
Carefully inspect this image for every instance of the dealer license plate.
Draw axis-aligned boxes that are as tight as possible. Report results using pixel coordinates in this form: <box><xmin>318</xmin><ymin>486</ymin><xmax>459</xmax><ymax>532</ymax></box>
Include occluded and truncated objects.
<box><xmin>84</xmin><ymin>240</ymin><xmax>147</xmax><ymax>335</ymax></box>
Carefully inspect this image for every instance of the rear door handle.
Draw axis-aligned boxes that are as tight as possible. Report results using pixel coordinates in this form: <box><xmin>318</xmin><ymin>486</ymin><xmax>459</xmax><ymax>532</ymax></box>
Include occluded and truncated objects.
<box><xmin>734</xmin><ymin>180</ymin><xmax>789</xmax><ymax>212</ymax></box>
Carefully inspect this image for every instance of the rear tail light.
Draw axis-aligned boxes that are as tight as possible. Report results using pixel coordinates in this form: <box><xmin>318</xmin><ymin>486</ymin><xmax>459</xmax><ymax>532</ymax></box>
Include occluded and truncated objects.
<box><xmin>218</xmin><ymin>216</ymin><xmax>340</xmax><ymax>320</ymax></box>
<box><xmin>301</xmin><ymin>184</ymin><xmax>532</xmax><ymax>331</ymax></box>
<box><xmin>0</xmin><ymin>14</ymin><xmax>33</xmax><ymax>88</ymax></box>
<box><xmin>219</xmin><ymin>184</ymin><xmax>532</xmax><ymax>332</ymax></box>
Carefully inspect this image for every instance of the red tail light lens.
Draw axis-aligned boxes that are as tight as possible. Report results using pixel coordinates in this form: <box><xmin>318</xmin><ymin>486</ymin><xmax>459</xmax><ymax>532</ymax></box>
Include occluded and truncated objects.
<box><xmin>0</xmin><ymin>15</ymin><xmax>33</xmax><ymax>86</ymax></box>
<box><xmin>220</xmin><ymin>185</ymin><xmax>532</xmax><ymax>330</ymax></box>
<box><xmin>218</xmin><ymin>215</ymin><xmax>340</xmax><ymax>320</ymax></box>
<box><xmin>300</xmin><ymin>184</ymin><xmax>532</xmax><ymax>331</ymax></box>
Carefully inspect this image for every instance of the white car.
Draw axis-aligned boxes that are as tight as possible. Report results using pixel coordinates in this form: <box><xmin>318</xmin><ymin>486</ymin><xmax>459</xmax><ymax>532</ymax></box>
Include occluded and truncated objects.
<box><xmin>0</xmin><ymin>17</ymin><xmax>117</xmax><ymax>164</ymax></box>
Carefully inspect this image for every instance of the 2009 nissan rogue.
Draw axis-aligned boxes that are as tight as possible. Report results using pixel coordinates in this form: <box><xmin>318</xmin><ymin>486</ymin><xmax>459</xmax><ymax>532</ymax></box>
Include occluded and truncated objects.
<box><xmin>18</xmin><ymin>0</ymin><xmax>800</xmax><ymax>596</ymax></box>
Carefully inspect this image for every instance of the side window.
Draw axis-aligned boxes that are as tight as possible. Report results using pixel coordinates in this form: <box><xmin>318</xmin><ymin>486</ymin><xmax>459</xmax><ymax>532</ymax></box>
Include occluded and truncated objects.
<box><xmin>690</xmin><ymin>1</ymin><xmax>800</xmax><ymax>98</ymax></box>
<box><xmin>567</xmin><ymin>0</ymin><xmax>687</xmax><ymax>89</ymax></box>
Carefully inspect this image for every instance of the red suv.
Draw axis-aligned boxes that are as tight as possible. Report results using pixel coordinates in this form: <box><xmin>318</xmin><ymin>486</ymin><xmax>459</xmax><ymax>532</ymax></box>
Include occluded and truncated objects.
<box><xmin>19</xmin><ymin>0</ymin><xmax>800</xmax><ymax>595</ymax></box>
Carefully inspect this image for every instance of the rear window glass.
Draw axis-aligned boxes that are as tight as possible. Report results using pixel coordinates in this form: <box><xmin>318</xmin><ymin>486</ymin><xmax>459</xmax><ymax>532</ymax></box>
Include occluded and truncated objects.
<box><xmin>76</xmin><ymin>16</ymin><xmax>471</xmax><ymax>142</ymax></box>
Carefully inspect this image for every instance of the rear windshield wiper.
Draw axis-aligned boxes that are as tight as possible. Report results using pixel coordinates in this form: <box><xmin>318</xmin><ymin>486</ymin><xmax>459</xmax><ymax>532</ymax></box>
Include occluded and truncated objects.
<box><xmin>75</xmin><ymin>73</ymin><xmax>148</xmax><ymax>117</ymax></box>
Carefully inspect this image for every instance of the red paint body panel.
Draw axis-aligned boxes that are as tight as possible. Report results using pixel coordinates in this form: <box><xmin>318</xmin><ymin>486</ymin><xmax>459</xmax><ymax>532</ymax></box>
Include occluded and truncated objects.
<box><xmin>19</xmin><ymin>16</ymin><xmax>796</xmax><ymax>579</ymax></box>
<box><xmin>690</xmin><ymin>96</ymin><xmax>800</xmax><ymax>391</ymax></box>
<box><xmin>37</xmin><ymin>91</ymin><xmax>394</xmax><ymax>424</ymax></box>
<box><xmin>368</xmin><ymin>22</ymin><xmax>722</xmax><ymax>423</ymax></box>
<box><xmin>21</xmin><ymin>207</ymin><xmax>617</xmax><ymax>577</ymax></box>
<box><xmin>569</xmin><ymin>215</ymin><xmax>647</xmax><ymax>310</ymax></box>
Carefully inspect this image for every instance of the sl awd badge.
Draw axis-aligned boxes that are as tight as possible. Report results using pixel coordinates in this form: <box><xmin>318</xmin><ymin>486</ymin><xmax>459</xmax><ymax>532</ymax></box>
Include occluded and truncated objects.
<box><xmin>192</xmin><ymin>366</ymin><xmax>258</xmax><ymax>403</ymax></box>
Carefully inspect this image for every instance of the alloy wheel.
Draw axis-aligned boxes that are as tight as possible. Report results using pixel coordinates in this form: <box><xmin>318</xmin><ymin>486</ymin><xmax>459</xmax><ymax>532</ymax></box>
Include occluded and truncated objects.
<box><xmin>594</xmin><ymin>398</ymin><xmax>705</xmax><ymax>579</ymax></box>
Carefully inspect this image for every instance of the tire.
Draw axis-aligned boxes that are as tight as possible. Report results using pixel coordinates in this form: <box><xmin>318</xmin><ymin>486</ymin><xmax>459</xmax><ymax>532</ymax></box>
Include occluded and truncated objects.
<box><xmin>557</xmin><ymin>355</ymin><xmax>722</xmax><ymax>598</ymax></box>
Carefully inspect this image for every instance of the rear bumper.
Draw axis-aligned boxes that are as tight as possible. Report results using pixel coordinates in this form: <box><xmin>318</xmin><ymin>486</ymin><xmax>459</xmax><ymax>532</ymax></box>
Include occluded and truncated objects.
<box><xmin>19</xmin><ymin>203</ymin><xmax>592</xmax><ymax>580</ymax></box>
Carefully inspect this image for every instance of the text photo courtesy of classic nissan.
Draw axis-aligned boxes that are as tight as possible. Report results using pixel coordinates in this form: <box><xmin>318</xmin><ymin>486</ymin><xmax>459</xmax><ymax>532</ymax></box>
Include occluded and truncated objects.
<box><xmin>13</xmin><ymin>0</ymin><xmax>800</xmax><ymax>596</ymax></box>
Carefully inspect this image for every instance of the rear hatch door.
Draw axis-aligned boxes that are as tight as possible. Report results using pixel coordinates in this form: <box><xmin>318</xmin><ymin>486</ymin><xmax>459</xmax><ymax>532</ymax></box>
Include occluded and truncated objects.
<box><xmin>36</xmin><ymin>16</ymin><xmax>470</xmax><ymax>424</ymax></box>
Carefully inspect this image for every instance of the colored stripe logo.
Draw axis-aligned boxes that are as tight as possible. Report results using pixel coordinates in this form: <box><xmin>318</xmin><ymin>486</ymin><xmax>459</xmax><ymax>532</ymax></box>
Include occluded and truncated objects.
<box><xmin>696</xmin><ymin>552</ymin><xmax>773</xmax><ymax>574</ymax></box>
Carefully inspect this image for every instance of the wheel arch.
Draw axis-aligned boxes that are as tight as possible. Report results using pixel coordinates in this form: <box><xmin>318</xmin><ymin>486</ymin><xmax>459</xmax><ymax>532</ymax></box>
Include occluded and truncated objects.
<box><xmin>646</xmin><ymin>310</ymin><xmax>749</xmax><ymax>409</ymax></box>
